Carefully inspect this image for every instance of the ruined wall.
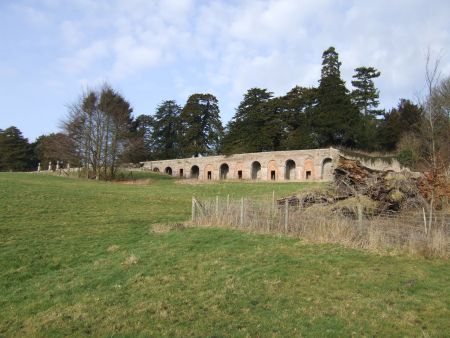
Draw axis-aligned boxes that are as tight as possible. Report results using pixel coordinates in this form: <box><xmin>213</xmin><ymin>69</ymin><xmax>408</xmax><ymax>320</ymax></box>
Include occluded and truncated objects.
<box><xmin>141</xmin><ymin>148</ymin><xmax>340</xmax><ymax>181</ymax></box>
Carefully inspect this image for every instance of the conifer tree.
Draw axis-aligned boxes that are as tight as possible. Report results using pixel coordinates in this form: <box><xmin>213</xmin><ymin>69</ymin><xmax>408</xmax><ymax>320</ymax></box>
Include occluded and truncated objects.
<box><xmin>150</xmin><ymin>100</ymin><xmax>182</xmax><ymax>159</ymax></box>
<box><xmin>313</xmin><ymin>46</ymin><xmax>361</xmax><ymax>147</ymax></box>
<box><xmin>180</xmin><ymin>94</ymin><xmax>223</xmax><ymax>157</ymax></box>
<box><xmin>351</xmin><ymin>66</ymin><xmax>381</xmax><ymax>117</ymax></box>
<box><xmin>0</xmin><ymin>126</ymin><xmax>32</xmax><ymax>171</ymax></box>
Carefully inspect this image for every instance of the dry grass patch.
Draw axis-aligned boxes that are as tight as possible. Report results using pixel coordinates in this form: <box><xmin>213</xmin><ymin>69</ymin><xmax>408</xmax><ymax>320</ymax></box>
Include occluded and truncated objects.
<box><xmin>122</xmin><ymin>254</ymin><xmax>139</xmax><ymax>266</ymax></box>
<box><xmin>150</xmin><ymin>223</ymin><xmax>187</xmax><ymax>234</ymax></box>
<box><xmin>107</xmin><ymin>244</ymin><xmax>120</xmax><ymax>253</ymax></box>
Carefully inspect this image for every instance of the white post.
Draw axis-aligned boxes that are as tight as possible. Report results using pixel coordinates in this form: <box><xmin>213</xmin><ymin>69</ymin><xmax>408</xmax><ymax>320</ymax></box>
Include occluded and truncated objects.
<box><xmin>48</xmin><ymin>161</ymin><xmax>52</xmax><ymax>171</ymax></box>
<box><xmin>37</xmin><ymin>163</ymin><xmax>41</xmax><ymax>172</ymax></box>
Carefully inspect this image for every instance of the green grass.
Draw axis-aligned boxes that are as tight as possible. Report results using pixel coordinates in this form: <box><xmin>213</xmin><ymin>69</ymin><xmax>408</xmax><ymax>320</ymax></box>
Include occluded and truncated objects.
<box><xmin>0</xmin><ymin>172</ymin><xmax>449</xmax><ymax>337</ymax></box>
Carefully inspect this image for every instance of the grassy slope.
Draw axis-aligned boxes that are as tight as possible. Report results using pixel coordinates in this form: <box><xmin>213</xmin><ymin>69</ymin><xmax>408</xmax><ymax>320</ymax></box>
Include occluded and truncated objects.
<box><xmin>0</xmin><ymin>173</ymin><xmax>449</xmax><ymax>337</ymax></box>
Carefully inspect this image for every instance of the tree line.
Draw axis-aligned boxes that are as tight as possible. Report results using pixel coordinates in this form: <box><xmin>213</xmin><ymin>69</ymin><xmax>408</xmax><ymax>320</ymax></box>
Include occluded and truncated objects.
<box><xmin>1</xmin><ymin>46</ymin><xmax>449</xmax><ymax>179</ymax></box>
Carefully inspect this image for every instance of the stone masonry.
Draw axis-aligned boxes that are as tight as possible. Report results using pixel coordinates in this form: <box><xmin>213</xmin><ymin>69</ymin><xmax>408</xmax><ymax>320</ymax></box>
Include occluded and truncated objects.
<box><xmin>141</xmin><ymin>148</ymin><xmax>340</xmax><ymax>181</ymax></box>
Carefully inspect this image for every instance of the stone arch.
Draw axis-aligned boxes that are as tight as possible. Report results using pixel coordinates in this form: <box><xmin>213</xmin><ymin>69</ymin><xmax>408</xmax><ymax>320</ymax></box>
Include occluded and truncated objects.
<box><xmin>267</xmin><ymin>160</ymin><xmax>279</xmax><ymax>180</ymax></box>
<box><xmin>153</xmin><ymin>167</ymin><xmax>160</xmax><ymax>173</ymax></box>
<box><xmin>304</xmin><ymin>158</ymin><xmax>314</xmax><ymax>180</ymax></box>
<box><xmin>204</xmin><ymin>164</ymin><xmax>213</xmax><ymax>180</ymax></box>
<box><xmin>251</xmin><ymin>161</ymin><xmax>261</xmax><ymax>180</ymax></box>
<box><xmin>190</xmin><ymin>165</ymin><xmax>199</xmax><ymax>179</ymax></box>
<box><xmin>285</xmin><ymin>159</ymin><xmax>296</xmax><ymax>180</ymax></box>
<box><xmin>219</xmin><ymin>163</ymin><xmax>229</xmax><ymax>179</ymax></box>
<box><xmin>235</xmin><ymin>162</ymin><xmax>244</xmax><ymax>179</ymax></box>
<box><xmin>321</xmin><ymin>158</ymin><xmax>333</xmax><ymax>180</ymax></box>
<box><xmin>164</xmin><ymin>167</ymin><xmax>172</xmax><ymax>175</ymax></box>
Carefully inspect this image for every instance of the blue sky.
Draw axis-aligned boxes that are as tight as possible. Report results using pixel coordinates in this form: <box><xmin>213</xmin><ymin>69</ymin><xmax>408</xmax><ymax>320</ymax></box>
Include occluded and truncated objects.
<box><xmin>1</xmin><ymin>0</ymin><xmax>449</xmax><ymax>141</ymax></box>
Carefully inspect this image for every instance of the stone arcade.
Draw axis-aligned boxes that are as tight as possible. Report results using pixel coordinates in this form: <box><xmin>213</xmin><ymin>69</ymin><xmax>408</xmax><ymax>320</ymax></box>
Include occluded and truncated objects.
<box><xmin>141</xmin><ymin>148</ymin><xmax>339</xmax><ymax>181</ymax></box>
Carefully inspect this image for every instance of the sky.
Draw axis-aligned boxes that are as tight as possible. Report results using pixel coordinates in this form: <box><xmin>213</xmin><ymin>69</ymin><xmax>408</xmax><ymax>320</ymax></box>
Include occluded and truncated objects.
<box><xmin>0</xmin><ymin>0</ymin><xmax>449</xmax><ymax>141</ymax></box>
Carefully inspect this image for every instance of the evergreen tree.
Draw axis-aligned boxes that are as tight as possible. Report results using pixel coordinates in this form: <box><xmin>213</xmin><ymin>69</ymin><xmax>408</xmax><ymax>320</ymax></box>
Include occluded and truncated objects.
<box><xmin>221</xmin><ymin>88</ymin><xmax>276</xmax><ymax>154</ymax></box>
<box><xmin>313</xmin><ymin>47</ymin><xmax>361</xmax><ymax>147</ymax></box>
<box><xmin>180</xmin><ymin>94</ymin><xmax>224</xmax><ymax>157</ymax></box>
<box><xmin>279</xmin><ymin>86</ymin><xmax>317</xmax><ymax>150</ymax></box>
<box><xmin>0</xmin><ymin>126</ymin><xmax>32</xmax><ymax>171</ymax></box>
<box><xmin>150</xmin><ymin>100</ymin><xmax>182</xmax><ymax>159</ymax></box>
<box><xmin>351</xmin><ymin>66</ymin><xmax>381</xmax><ymax>117</ymax></box>
<box><xmin>377</xmin><ymin>99</ymin><xmax>423</xmax><ymax>151</ymax></box>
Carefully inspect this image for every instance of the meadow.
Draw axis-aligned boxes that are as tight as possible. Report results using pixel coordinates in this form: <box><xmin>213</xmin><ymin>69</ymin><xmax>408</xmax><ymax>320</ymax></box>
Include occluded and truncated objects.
<box><xmin>0</xmin><ymin>172</ymin><xmax>449</xmax><ymax>337</ymax></box>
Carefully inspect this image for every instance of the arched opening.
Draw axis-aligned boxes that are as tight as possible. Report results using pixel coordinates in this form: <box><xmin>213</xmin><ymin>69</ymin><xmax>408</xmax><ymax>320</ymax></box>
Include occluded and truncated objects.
<box><xmin>220</xmin><ymin>163</ymin><xmax>229</xmax><ymax>179</ymax></box>
<box><xmin>304</xmin><ymin>158</ymin><xmax>314</xmax><ymax>180</ymax></box>
<box><xmin>267</xmin><ymin>160</ymin><xmax>278</xmax><ymax>181</ymax></box>
<box><xmin>251</xmin><ymin>161</ymin><xmax>261</xmax><ymax>180</ymax></box>
<box><xmin>165</xmin><ymin>167</ymin><xmax>172</xmax><ymax>175</ymax></box>
<box><xmin>321</xmin><ymin>158</ymin><xmax>333</xmax><ymax>180</ymax></box>
<box><xmin>153</xmin><ymin>167</ymin><xmax>160</xmax><ymax>173</ymax></box>
<box><xmin>190</xmin><ymin>165</ymin><xmax>199</xmax><ymax>179</ymax></box>
<box><xmin>285</xmin><ymin>159</ymin><xmax>296</xmax><ymax>180</ymax></box>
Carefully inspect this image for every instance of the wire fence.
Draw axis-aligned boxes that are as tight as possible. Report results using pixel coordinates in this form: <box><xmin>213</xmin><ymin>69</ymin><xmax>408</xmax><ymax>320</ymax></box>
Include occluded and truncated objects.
<box><xmin>191</xmin><ymin>195</ymin><xmax>450</xmax><ymax>258</ymax></box>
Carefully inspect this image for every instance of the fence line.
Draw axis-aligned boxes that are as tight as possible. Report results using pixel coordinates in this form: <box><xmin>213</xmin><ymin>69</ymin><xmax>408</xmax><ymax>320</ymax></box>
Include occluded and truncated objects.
<box><xmin>191</xmin><ymin>195</ymin><xmax>450</xmax><ymax>257</ymax></box>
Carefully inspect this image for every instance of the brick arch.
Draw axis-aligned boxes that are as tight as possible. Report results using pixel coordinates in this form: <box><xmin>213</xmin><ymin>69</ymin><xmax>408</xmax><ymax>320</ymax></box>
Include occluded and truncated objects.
<box><xmin>204</xmin><ymin>164</ymin><xmax>213</xmax><ymax>180</ymax></box>
<box><xmin>304</xmin><ymin>158</ymin><xmax>314</xmax><ymax>180</ymax></box>
<box><xmin>267</xmin><ymin>160</ymin><xmax>279</xmax><ymax>180</ymax></box>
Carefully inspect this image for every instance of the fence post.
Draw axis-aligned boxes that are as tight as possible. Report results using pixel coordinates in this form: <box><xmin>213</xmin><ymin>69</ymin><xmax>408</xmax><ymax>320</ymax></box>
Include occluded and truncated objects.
<box><xmin>226</xmin><ymin>194</ymin><xmax>230</xmax><ymax>211</ymax></box>
<box><xmin>216</xmin><ymin>195</ymin><xmax>219</xmax><ymax>218</ymax></box>
<box><xmin>357</xmin><ymin>203</ymin><xmax>363</xmax><ymax>230</ymax></box>
<box><xmin>284</xmin><ymin>199</ymin><xmax>289</xmax><ymax>233</ymax></box>
<box><xmin>192</xmin><ymin>196</ymin><xmax>196</xmax><ymax>222</ymax></box>
<box><xmin>240</xmin><ymin>197</ymin><xmax>244</xmax><ymax>226</ymax></box>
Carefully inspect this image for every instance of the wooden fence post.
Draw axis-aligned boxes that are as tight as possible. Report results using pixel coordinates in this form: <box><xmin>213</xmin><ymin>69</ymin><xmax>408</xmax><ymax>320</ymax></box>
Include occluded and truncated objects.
<box><xmin>226</xmin><ymin>194</ymin><xmax>230</xmax><ymax>211</ymax></box>
<box><xmin>216</xmin><ymin>195</ymin><xmax>219</xmax><ymax>218</ymax></box>
<box><xmin>192</xmin><ymin>196</ymin><xmax>196</xmax><ymax>222</ymax></box>
<box><xmin>357</xmin><ymin>203</ymin><xmax>363</xmax><ymax>230</ymax></box>
<box><xmin>240</xmin><ymin>197</ymin><xmax>244</xmax><ymax>226</ymax></box>
<box><xmin>284</xmin><ymin>199</ymin><xmax>289</xmax><ymax>233</ymax></box>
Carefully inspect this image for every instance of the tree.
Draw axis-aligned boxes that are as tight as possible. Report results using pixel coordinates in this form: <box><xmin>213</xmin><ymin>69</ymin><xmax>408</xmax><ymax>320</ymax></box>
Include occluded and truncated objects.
<box><xmin>313</xmin><ymin>47</ymin><xmax>361</xmax><ymax>147</ymax></box>
<box><xmin>150</xmin><ymin>100</ymin><xmax>183</xmax><ymax>159</ymax></box>
<box><xmin>279</xmin><ymin>86</ymin><xmax>317</xmax><ymax>150</ymax></box>
<box><xmin>377</xmin><ymin>99</ymin><xmax>423</xmax><ymax>151</ymax></box>
<box><xmin>0</xmin><ymin>126</ymin><xmax>33</xmax><ymax>171</ymax></box>
<box><xmin>119</xmin><ymin>114</ymin><xmax>153</xmax><ymax>164</ymax></box>
<box><xmin>221</xmin><ymin>88</ymin><xmax>277</xmax><ymax>154</ymax></box>
<box><xmin>180</xmin><ymin>94</ymin><xmax>224</xmax><ymax>157</ymax></box>
<box><xmin>34</xmin><ymin>133</ymin><xmax>79</xmax><ymax>167</ymax></box>
<box><xmin>63</xmin><ymin>84</ymin><xmax>133</xmax><ymax>179</ymax></box>
<box><xmin>351</xmin><ymin>66</ymin><xmax>381</xmax><ymax>117</ymax></box>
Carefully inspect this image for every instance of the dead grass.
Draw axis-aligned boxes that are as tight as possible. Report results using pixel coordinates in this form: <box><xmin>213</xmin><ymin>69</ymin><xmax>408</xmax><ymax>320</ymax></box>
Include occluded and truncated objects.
<box><xmin>150</xmin><ymin>223</ymin><xmax>187</xmax><ymax>234</ymax></box>
<box><xmin>193</xmin><ymin>197</ymin><xmax>450</xmax><ymax>258</ymax></box>
<box><xmin>107</xmin><ymin>245</ymin><xmax>120</xmax><ymax>253</ymax></box>
<box><xmin>122</xmin><ymin>254</ymin><xmax>139</xmax><ymax>266</ymax></box>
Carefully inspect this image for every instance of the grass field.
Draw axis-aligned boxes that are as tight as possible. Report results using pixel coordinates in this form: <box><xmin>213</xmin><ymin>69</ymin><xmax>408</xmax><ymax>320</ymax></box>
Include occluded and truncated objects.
<box><xmin>1</xmin><ymin>172</ymin><xmax>450</xmax><ymax>337</ymax></box>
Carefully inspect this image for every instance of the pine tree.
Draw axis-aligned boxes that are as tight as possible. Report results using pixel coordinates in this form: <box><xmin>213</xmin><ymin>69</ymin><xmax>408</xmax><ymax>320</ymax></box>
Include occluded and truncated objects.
<box><xmin>0</xmin><ymin>126</ymin><xmax>32</xmax><ymax>171</ymax></box>
<box><xmin>151</xmin><ymin>100</ymin><xmax>183</xmax><ymax>159</ymax></box>
<box><xmin>180</xmin><ymin>94</ymin><xmax>224</xmax><ymax>157</ymax></box>
<box><xmin>351</xmin><ymin>66</ymin><xmax>381</xmax><ymax>117</ymax></box>
<box><xmin>221</xmin><ymin>88</ymin><xmax>277</xmax><ymax>154</ymax></box>
<box><xmin>313</xmin><ymin>46</ymin><xmax>361</xmax><ymax>147</ymax></box>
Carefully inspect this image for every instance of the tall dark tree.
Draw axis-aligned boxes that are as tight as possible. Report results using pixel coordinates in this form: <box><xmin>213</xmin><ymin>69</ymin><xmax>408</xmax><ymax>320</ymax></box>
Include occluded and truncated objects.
<box><xmin>151</xmin><ymin>100</ymin><xmax>182</xmax><ymax>159</ymax></box>
<box><xmin>0</xmin><ymin>126</ymin><xmax>33</xmax><ymax>171</ymax></box>
<box><xmin>313</xmin><ymin>47</ymin><xmax>361</xmax><ymax>147</ymax></box>
<box><xmin>180</xmin><ymin>94</ymin><xmax>223</xmax><ymax>157</ymax></box>
<box><xmin>377</xmin><ymin>99</ymin><xmax>423</xmax><ymax>151</ymax></box>
<box><xmin>120</xmin><ymin>114</ymin><xmax>154</xmax><ymax>164</ymax></box>
<box><xmin>279</xmin><ymin>86</ymin><xmax>317</xmax><ymax>150</ymax></box>
<box><xmin>221</xmin><ymin>88</ymin><xmax>276</xmax><ymax>154</ymax></box>
<box><xmin>351</xmin><ymin>67</ymin><xmax>381</xmax><ymax>117</ymax></box>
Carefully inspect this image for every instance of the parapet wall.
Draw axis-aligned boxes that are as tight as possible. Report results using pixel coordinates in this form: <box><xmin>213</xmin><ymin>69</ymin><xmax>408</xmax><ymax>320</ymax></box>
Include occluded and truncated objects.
<box><xmin>141</xmin><ymin>148</ymin><xmax>340</xmax><ymax>181</ymax></box>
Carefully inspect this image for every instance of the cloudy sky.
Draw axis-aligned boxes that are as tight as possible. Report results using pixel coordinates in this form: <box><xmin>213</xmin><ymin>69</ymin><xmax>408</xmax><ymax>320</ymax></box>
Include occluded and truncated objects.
<box><xmin>1</xmin><ymin>0</ymin><xmax>449</xmax><ymax>141</ymax></box>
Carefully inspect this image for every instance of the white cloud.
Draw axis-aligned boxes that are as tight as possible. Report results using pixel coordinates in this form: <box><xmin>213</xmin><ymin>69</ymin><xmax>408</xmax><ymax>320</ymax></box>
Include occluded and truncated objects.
<box><xmin>60</xmin><ymin>20</ymin><xmax>84</xmax><ymax>47</ymax></box>
<box><xmin>59</xmin><ymin>41</ymin><xmax>109</xmax><ymax>74</ymax></box>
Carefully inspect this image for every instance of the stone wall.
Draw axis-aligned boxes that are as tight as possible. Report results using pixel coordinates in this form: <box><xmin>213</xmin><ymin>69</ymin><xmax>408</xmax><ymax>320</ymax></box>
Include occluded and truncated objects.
<box><xmin>141</xmin><ymin>148</ymin><xmax>340</xmax><ymax>181</ymax></box>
